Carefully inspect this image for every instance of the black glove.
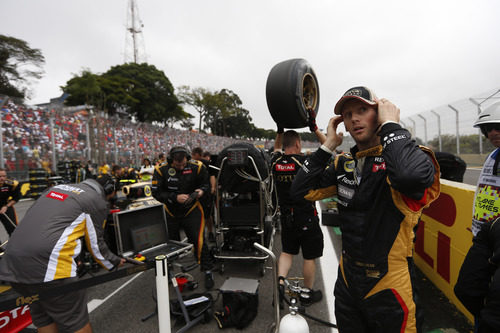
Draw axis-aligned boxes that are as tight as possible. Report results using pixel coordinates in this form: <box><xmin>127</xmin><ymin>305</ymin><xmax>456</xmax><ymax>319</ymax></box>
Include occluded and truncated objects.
<box><xmin>183</xmin><ymin>191</ymin><xmax>199</xmax><ymax>207</ymax></box>
<box><xmin>307</xmin><ymin>108</ymin><xmax>318</xmax><ymax>132</ymax></box>
<box><xmin>277</xmin><ymin>125</ymin><xmax>284</xmax><ymax>134</ymax></box>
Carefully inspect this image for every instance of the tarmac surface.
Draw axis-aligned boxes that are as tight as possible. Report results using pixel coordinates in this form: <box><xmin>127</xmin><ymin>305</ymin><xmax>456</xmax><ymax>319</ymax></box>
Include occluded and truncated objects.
<box><xmin>2</xmin><ymin>167</ymin><xmax>481</xmax><ymax>333</ymax></box>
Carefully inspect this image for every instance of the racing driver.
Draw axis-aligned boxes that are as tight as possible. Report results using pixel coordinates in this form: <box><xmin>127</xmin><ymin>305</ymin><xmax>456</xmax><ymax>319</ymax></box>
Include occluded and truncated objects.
<box><xmin>291</xmin><ymin>86</ymin><xmax>440</xmax><ymax>332</ymax></box>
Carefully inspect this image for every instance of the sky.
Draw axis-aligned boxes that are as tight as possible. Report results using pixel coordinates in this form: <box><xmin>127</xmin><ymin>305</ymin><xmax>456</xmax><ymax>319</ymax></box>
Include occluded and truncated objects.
<box><xmin>2</xmin><ymin>0</ymin><xmax>500</xmax><ymax>134</ymax></box>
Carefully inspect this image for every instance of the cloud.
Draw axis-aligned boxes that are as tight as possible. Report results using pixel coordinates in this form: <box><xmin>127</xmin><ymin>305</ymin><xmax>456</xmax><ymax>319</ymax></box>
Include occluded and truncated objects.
<box><xmin>1</xmin><ymin>0</ymin><xmax>499</xmax><ymax>132</ymax></box>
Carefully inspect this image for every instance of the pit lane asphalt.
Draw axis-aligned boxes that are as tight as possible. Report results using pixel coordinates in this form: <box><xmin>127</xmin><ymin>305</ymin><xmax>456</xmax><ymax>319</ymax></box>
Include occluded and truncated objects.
<box><xmin>6</xmin><ymin>168</ymin><xmax>480</xmax><ymax>333</ymax></box>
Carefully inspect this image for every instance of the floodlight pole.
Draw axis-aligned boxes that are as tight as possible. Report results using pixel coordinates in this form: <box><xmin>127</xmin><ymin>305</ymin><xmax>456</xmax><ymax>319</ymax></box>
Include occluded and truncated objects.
<box><xmin>448</xmin><ymin>104</ymin><xmax>460</xmax><ymax>155</ymax></box>
<box><xmin>430</xmin><ymin>110</ymin><xmax>442</xmax><ymax>151</ymax></box>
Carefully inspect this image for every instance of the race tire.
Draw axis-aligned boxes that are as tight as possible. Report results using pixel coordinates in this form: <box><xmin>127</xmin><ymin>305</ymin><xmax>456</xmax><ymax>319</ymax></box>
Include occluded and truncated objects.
<box><xmin>266</xmin><ymin>58</ymin><xmax>320</xmax><ymax>129</ymax></box>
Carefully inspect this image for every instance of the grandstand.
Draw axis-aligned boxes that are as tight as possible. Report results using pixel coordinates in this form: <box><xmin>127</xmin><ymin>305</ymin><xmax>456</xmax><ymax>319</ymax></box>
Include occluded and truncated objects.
<box><xmin>0</xmin><ymin>99</ymin><xmax>321</xmax><ymax>181</ymax></box>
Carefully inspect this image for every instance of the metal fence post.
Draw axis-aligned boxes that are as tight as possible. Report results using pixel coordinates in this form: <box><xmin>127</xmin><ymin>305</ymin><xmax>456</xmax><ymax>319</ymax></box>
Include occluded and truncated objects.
<box><xmin>409</xmin><ymin>118</ymin><xmax>416</xmax><ymax>138</ymax></box>
<box><xmin>430</xmin><ymin>110</ymin><xmax>442</xmax><ymax>151</ymax></box>
<box><xmin>448</xmin><ymin>104</ymin><xmax>460</xmax><ymax>155</ymax></box>
<box><xmin>49</xmin><ymin>109</ymin><xmax>57</xmax><ymax>171</ymax></box>
<box><xmin>85</xmin><ymin>119</ymin><xmax>91</xmax><ymax>162</ymax></box>
<box><xmin>417</xmin><ymin>114</ymin><xmax>428</xmax><ymax>146</ymax></box>
<box><xmin>113</xmin><ymin>115</ymin><xmax>120</xmax><ymax>165</ymax></box>
<box><xmin>134</xmin><ymin>123</ymin><xmax>142</xmax><ymax>168</ymax></box>
<box><xmin>470</xmin><ymin>98</ymin><xmax>483</xmax><ymax>154</ymax></box>
<box><xmin>0</xmin><ymin>96</ymin><xmax>7</xmax><ymax>169</ymax></box>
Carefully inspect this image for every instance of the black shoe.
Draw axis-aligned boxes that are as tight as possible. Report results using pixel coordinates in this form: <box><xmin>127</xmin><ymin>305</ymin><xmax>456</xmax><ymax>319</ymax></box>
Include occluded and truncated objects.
<box><xmin>204</xmin><ymin>270</ymin><xmax>214</xmax><ymax>290</ymax></box>
<box><xmin>300</xmin><ymin>288</ymin><xmax>322</xmax><ymax>306</ymax></box>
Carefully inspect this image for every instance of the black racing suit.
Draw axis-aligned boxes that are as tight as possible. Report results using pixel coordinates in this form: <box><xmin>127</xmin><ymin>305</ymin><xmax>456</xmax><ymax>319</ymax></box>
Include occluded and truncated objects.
<box><xmin>199</xmin><ymin>159</ymin><xmax>215</xmax><ymax>219</ymax></box>
<box><xmin>0</xmin><ymin>179</ymin><xmax>21</xmax><ymax>236</ymax></box>
<box><xmin>115</xmin><ymin>168</ymin><xmax>138</xmax><ymax>190</ymax></box>
<box><xmin>152</xmin><ymin>160</ymin><xmax>212</xmax><ymax>270</ymax></box>
<box><xmin>455</xmin><ymin>217</ymin><xmax>500</xmax><ymax>332</ymax></box>
<box><xmin>291</xmin><ymin>123</ymin><xmax>440</xmax><ymax>333</ymax></box>
<box><xmin>271</xmin><ymin>152</ymin><xmax>323</xmax><ymax>259</ymax></box>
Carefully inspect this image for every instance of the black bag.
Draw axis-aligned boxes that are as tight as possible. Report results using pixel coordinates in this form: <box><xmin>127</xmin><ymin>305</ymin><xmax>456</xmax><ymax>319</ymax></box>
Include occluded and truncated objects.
<box><xmin>214</xmin><ymin>291</ymin><xmax>258</xmax><ymax>329</ymax></box>
<box><xmin>170</xmin><ymin>292</ymin><xmax>213</xmax><ymax>323</ymax></box>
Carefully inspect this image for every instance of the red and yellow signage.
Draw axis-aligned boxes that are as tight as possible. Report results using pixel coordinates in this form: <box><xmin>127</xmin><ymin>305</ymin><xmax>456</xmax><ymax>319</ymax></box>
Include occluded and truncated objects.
<box><xmin>414</xmin><ymin>179</ymin><xmax>476</xmax><ymax>322</ymax></box>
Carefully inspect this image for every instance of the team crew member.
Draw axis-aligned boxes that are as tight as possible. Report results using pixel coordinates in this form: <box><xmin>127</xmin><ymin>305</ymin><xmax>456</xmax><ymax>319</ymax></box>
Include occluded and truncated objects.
<box><xmin>112</xmin><ymin>165</ymin><xmax>138</xmax><ymax>189</ymax></box>
<box><xmin>192</xmin><ymin>148</ymin><xmax>216</xmax><ymax>242</ymax></box>
<box><xmin>139</xmin><ymin>158</ymin><xmax>154</xmax><ymax>181</ymax></box>
<box><xmin>157</xmin><ymin>153</ymin><xmax>167</xmax><ymax>166</ymax></box>
<box><xmin>201</xmin><ymin>151</ymin><xmax>217</xmax><ymax>241</ymax></box>
<box><xmin>0</xmin><ymin>168</ymin><xmax>21</xmax><ymax>236</ymax></box>
<box><xmin>291</xmin><ymin>87</ymin><xmax>440</xmax><ymax>332</ymax></box>
<box><xmin>152</xmin><ymin>146</ymin><xmax>212</xmax><ymax>271</ymax></box>
<box><xmin>0</xmin><ymin>175</ymin><xmax>125</xmax><ymax>333</ymax></box>
<box><xmin>272</xmin><ymin>110</ymin><xmax>326</xmax><ymax>306</ymax></box>
<box><xmin>455</xmin><ymin>101</ymin><xmax>500</xmax><ymax>332</ymax></box>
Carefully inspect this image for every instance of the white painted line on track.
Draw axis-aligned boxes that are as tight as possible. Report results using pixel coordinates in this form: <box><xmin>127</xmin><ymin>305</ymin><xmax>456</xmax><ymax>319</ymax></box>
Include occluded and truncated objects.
<box><xmin>88</xmin><ymin>272</ymin><xmax>144</xmax><ymax>313</ymax></box>
<box><xmin>319</xmin><ymin>223</ymin><xmax>339</xmax><ymax>332</ymax></box>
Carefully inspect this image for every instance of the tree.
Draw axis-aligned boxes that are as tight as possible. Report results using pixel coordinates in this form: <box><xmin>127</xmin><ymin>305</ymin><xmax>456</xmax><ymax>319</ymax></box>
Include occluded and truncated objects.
<box><xmin>251</xmin><ymin>127</ymin><xmax>276</xmax><ymax>140</ymax></box>
<box><xmin>62</xmin><ymin>63</ymin><xmax>188</xmax><ymax>124</ymax></box>
<box><xmin>0</xmin><ymin>34</ymin><xmax>45</xmax><ymax>99</ymax></box>
<box><xmin>223</xmin><ymin>107</ymin><xmax>254</xmax><ymax>138</ymax></box>
<box><xmin>204</xmin><ymin>89</ymin><xmax>254</xmax><ymax>136</ymax></box>
<box><xmin>428</xmin><ymin>134</ymin><xmax>495</xmax><ymax>154</ymax></box>
<box><xmin>62</xmin><ymin>69</ymin><xmax>102</xmax><ymax>107</ymax></box>
<box><xmin>177</xmin><ymin>85</ymin><xmax>212</xmax><ymax>132</ymax></box>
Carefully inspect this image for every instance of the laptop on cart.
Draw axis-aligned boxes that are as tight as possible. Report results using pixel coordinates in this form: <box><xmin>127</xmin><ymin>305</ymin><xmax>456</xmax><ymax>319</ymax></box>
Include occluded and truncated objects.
<box><xmin>113</xmin><ymin>204</ymin><xmax>192</xmax><ymax>260</ymax></box>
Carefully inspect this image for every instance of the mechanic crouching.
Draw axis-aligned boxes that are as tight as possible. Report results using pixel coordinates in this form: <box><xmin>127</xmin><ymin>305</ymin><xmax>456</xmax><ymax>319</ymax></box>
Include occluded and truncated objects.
<box><xmin>152</xmin><ymin>146</ymin><xmax>214</xmax><ymax>277</ymax></box>
<box><xmin>0</xmin><ymin>175</ymin><xmax>126</xmax><ymax>333</ymax></box>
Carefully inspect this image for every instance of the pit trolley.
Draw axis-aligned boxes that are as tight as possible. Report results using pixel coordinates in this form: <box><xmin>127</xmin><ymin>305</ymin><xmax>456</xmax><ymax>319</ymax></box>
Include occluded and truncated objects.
<box><xmin>213</xmin><ymin>143</ymin><xmax>278</xmax><ymax>276</ymax></box>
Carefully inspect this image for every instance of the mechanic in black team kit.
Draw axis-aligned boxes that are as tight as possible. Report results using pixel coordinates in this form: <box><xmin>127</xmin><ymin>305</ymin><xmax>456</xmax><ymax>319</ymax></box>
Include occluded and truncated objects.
<box><xmin>271</xmin><ymin>110</ymin><xmax>326</xmax><ymax>307</ymax></box>
<box><xmin>0</xmin><ymin>175</ymin><xmax>125</xmax><ymax>333</ymax></box>
<box><xmin>152</xmin><ymin>146</ymin><xmax>213</xmax><ymax>274</ymax></box>
<box><xmin>0</xmin><ymin>168</ymin><xmax>21</xmax><ymax>237</ymax></box>
<box><xmin>291</xmin><ymin>87</ymin><xmax>440</xmax><ymax>332</ymax></box>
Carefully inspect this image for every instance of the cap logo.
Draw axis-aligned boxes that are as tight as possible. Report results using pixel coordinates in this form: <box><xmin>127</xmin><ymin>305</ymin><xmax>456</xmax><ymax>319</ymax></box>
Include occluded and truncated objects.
<box><xmin>345</xmin><ymin>89</ymin><xmax>363</xmax><ymax>97</ymax></box>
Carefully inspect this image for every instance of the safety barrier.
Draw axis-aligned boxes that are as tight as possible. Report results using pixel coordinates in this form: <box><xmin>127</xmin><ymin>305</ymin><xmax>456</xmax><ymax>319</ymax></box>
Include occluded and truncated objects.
<box><xmin>415</xmin><ymin>179</ymin><xmax>476</xmax><ymax>322</ymax></box>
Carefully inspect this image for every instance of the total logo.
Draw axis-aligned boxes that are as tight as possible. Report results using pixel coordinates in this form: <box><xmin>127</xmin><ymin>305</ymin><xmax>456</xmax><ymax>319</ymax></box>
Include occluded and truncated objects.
<box><xmin>276</xmin><ymin>164</ymin><xmax>296</xmax><ymax>171</ymax></box>
<box><xmin>372</xmin><ymin>162</ymin><xmax>386</xmax><ymax>172</ymax></box>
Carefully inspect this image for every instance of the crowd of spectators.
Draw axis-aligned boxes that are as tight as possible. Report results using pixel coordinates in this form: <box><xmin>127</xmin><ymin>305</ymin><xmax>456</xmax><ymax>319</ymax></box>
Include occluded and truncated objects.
<box><xmin>1</xmin><ymin>101</ymin><xmax>320</xmax><ymax>176</ymax></box>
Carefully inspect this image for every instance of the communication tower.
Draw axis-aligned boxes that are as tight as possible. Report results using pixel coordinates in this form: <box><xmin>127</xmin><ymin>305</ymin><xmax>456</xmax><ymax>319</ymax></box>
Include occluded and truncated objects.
<box><xmin>124</xmin><ymin>0</ymin><xmax>146</xmax><ymax>63</ymax></box>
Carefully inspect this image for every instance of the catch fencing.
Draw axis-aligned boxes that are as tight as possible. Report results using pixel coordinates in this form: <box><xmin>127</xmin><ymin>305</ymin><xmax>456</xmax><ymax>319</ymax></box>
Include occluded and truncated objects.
<box><xmin>401</xmin><ymin>88</ymin><xmax>500</xmax><ymax>154</ymax></box>
<box><xmin>0</xmin><ymin>96</ymin><xmax>271</xmax><ymax>180</ymax></box>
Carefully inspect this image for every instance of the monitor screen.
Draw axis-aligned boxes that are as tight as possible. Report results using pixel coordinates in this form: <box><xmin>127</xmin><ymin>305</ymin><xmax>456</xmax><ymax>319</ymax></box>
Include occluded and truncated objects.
<box><xmin>113</xmin><ymin>204</ymin><xmax>168</xmax><ymax>255</ymax></box>
<box><xmin>130</xmin><ymin>223</ymin><xmax>166</xmax><ymax>252</ymax></box>
<box><xmin>227</xmin><ymin>148</ymin><xmax>248</xmax><ymax>166</ymax></box>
